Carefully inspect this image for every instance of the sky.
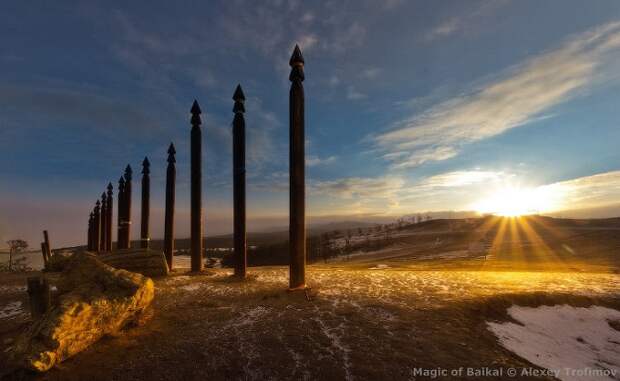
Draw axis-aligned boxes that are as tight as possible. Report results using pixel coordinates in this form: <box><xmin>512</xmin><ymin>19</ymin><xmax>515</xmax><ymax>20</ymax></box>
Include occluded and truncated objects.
<box><xmin>1</xmin><ymin>0</ymin><xmax>620</xmax><ymax>247</ymax></box>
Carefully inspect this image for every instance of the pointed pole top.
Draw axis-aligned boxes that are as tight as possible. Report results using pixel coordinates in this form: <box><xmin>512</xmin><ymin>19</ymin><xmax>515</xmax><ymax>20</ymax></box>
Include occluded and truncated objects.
<box><xmin>142</xmin><ymin>157</ymin><xmax>150</xmax><ymax>174</ymax></box>
<box><xmin>124</xmin><ymin>165</ymin><xmax>132</xmax><ymax>180</ymax></box>
<box><xmin>119</xmin><ymin>176</ymin><xmax>125</xmax><ymax>186</ymax></box>
<box><xmin>107</xmin><ymin>182</ymin><xmax>113</xmax><ymax>192</ymax></box>
<box><xmin>233</xmin><ymin>84</ymin><xmax>245</xmax><ymax>101</ymax></box>
<box><xmin>289</xmin><ymin>44</ymin><xmax>304</xmax><ymax>66</ymax></box>
<box><xmin>190</xmin><ymin>100</ymin><xmax>202</xmax><ymax>125</ymax></box>
<box><xmin>233</xmin><ymin>84</ymin><xmax>246</xmax><ymax>114</ymax></box>
<box><xmin>289</xmin><ymin>45</ymin><xmax>305</xmax><ymax>82</ymax></box>
<box><xmin>102</xmin><ymin>192</ymin><xmax>107</xmax><ymax>200</ymax></box>
<box><xmin>190</xmin><ymin>99</ymin><xmax>202</xmax><ymax>114</ymax></box>
<box><xmin>167</xmin><ymin>142</ymin><xmax>176</xmax><ymax>163</ymax></box>
<box><xmin>95</xmin><ymin>200</ymin><xmax>101</xmax><ymax>207</ymax></box>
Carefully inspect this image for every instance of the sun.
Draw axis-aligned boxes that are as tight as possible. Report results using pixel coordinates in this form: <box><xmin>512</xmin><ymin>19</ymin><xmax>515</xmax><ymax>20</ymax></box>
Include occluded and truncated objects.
<box><xmin>473</xmin><ymin>185</ymin><xmax>556</xmax><ymax>217</ymax></box>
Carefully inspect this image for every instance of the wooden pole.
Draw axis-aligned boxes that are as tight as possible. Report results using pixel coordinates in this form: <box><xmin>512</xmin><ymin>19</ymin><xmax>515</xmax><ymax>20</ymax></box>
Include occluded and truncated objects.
<box><xmin>288</xmin><ymin>45</ymin><xmax>306</xmax><ymax>290</ymax></box>
<box><xmin>40</xmin><ymin>242</ymin><xmax>48</xmax><ymax>268</ymax></box>
<box><xmin>93</xmin><ymin>200</ymin><xmax>101</xmax><ymax>252</ymax></box>
<box><xmin>141</xmin><ymin>157</ymin><xmax>151</xmax><ymax>249</ymax></box>
<box><xmin>43</xmin><ymin>230</ymin><xmax>51</xmax><ymax>261</ymax></box>
<box><xmin>100</xmin><ymin>192</ymin><xmax>108</xmax><ymax>252</ymax></box>
<box><xmin>190</xmin><ymin>100</ymin><xmax>203</xmax><ymax>272</ymax></box>
<box><xmin>117</xmin><ymin>176</ymin><xmax>125</xmax><ymax>249</ymax></box>
<box><xmin>88</xmin><ymin>212</ymin><xmax>94</xmax><ymax>251</ymax></box>
<box><xmin>106</xmin><ymin>182</ymin><xmax>113</xmax><ymax>251</ymax></box>
<box><xmin>123</xmin><ymin>165</ymin><xmax>133</xmax><ymax>249</ymax></box>
<box><xmin>164</xmin><ymin>143</ymin><xmax>176</xmax><ymax>270</ymax></box>
<box><xmin>232</xmin><ymin>85</ymin><xmax>247</xmax><ymax>278</ymax></box>
<box><xmin>27</xmin><ymin>276</ymin><xmax>50</xmax><ymax>319</ymax></box>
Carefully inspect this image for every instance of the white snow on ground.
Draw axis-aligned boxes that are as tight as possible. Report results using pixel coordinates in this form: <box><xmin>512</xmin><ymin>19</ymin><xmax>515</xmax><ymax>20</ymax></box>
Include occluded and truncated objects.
<box><xmin>0</xmin><ymin>285</ymin><xmax>26</xmax><ymax>293</ymax></box>
<box><xmin>0</xmin><ymin>301</ymin><xmax>24</xmax><ymax>319</ymax></box>
<box><xmin>488</xmin><ymin>305</ymin><xmax>620</xmax><ymax>381</ymax></box>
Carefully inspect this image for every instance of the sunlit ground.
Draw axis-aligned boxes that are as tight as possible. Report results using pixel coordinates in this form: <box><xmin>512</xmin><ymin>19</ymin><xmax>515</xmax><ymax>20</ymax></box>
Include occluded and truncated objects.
<box><xmin>1</xmin><ymin>215</ymin><xmax>619</xmax><ymax>379</ymax></box>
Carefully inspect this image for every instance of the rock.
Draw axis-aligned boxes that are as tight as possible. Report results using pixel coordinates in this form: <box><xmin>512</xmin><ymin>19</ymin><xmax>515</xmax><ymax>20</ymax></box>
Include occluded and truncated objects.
<box><xmin>10</xmin><ymin>252</ymin><xmax>154</xmax><ymax>372</ymax></box>
<box><xmin>99</xmin><ymin>248</ymin><xmax>169</xmax><ymax>277</ymax></box>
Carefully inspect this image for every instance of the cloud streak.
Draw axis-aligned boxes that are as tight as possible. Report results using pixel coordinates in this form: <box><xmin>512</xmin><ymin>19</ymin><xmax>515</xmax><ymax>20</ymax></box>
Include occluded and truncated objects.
<box><xmin>378</xmin><ymin>21</ymin><xmax>620</xmax><ymax>169</ymax></box>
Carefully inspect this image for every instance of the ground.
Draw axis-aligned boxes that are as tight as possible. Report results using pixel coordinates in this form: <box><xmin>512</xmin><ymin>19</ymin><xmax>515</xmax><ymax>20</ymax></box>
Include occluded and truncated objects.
<box><xmin>1</xmin><ymin>217</ymin><xmax>619</xmax><ymax>380</ymax></box>
<box><xmin>1</xmin><ymin>264</ymin><xmax>619</xmax><ymax>381</ymax></box>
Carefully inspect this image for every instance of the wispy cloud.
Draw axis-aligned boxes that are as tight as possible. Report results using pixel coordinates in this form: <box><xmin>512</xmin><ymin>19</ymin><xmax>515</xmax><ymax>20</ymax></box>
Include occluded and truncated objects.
<box><xmin>377</xmin><ymin>21</ymin><xmax>620</xmax><ymax>169</ymax></box>
<box><xmin>420</xmin><ymin>170</ymin><xmax>513</xmax><ymax>188</ymax></box>
<box><xmin>541</xmin><ymin>171</ymin><xmax>620</xmax><ymax>211</ymax></box>
<box><xmin>425</xmin><ymin>0</ymin><xmax>508</xmax><ymax>42</ymax></box>
<box><xmin>310</xmin><ymin>176</ymin><xmax>404</xmax><ymax>199</ymax></box>
<box><xmin>347</xmin><ymin>86</ymin><xmax>367</xmax><ymax>100</ymax></box>
<box><xmin>306</xmin><ymin>155</ymin><xmax>337</xmax><ymax>167</ymax></box>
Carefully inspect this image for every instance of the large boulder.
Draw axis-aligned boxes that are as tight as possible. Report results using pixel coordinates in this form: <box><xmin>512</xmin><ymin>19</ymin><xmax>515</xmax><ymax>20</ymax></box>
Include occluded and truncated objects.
<box><xmin>10</xmin><ymin>252</ymin><xmax>154</xmax><ymax>372</ymax></box>
<box><xmin>99</xmin><ymin>248</ymin><xmax>169</xmax><ymax>277</ymax></box>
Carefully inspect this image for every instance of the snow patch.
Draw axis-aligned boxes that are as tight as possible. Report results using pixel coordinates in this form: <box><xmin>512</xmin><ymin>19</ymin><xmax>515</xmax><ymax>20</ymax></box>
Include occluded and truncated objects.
<box><xmin>488</xmin><ymin>305</ymin><xmax>620</xmax><ymax>381</ymax></box>
<box><xmin>0</xmin><ymin>285</ymin><xmax>27</xmax><ymax>293</ymax></box>
<box><xmin>0</xmin><ymin>301</ymin><xmax>24</xmax><ymax>319</ymax></box>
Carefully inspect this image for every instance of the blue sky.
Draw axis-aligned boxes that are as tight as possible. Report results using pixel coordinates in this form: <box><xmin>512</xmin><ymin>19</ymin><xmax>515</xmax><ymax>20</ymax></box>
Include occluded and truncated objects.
<box><xmin>1</xmin><ymin>0</ymin><xmax>620</xmax><ymax>246</ymax></box>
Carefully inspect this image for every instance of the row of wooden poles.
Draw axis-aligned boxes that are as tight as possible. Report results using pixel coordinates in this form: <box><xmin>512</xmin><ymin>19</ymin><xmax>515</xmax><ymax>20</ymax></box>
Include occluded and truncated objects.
<box><xmin>85</xmin><ymin>46</ymin><xmax>307</xmax><ymax>289</ymax></box>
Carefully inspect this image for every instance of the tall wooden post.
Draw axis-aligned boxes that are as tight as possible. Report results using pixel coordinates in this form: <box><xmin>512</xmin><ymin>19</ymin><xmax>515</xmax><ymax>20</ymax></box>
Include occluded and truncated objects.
<box><xmin>88</xmin><ymin>212</ymin><xmax>94</xmax><ymax>251</ymax></box>
<box><xmin>106</xmin><ymin>182</ymin><xmax>113</xmax><ymax>251</ymax></box>
<box><xmin>100</xmin><ymin>192</ymin><xmax>108</xmax><ymax>252</ymax></box>
<box><xmin>123</xmin><ymin>165</ymin><xmax>133</xmax><ymax>249</ymax></box>
<box><xmin>43</xmin><ymin>230</ymin><xmax>51</xmax><ymax>261</ymax></box>
<box><xmin>27</xmin><ymin>276</ymin><xmax>50</xmax><ymax>319</ymax></box>
<box><xmin>93</xmin><ymin>200</ymin><xmax>101</xmax><ymax>252</ymax></box>
<box><xmin>117</xmin><ymin>176</ymin><xmax>125</xmax><ymax>249</ymax></box>
<box><xmin>40</xmin><ymin>242</ymin><xmax>48</xmax><ymax>268</ymax></box>
<box><xmin>141</xmin><ymin>157</ymin><xmax>150</xmax><ymax>249</ymax></box>
<box><xmin>232</xmin><ymin>85</ymin><xmax>247</xmax><ymax>278</ymax></box>
<box><xmin>289</xmin><ymin>45</ymin><xmax>306</xmax><ymax>290</ymax></box>
<box><xmin>190</xmin><ymin>100</ymin><xmax>203</xmax><ymax>272</ymax></box>
<box><xmin>164</xmin><ymin>143</ymin><xmax>176</xmax><ymax>270</ymax></box>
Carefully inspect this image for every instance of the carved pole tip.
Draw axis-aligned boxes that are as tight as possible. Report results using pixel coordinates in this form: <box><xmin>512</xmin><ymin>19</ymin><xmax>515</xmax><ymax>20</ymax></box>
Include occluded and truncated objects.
<box><xmin>124</xmin><ymin>165</ymin><xmax>132</xmax><ymax>179</ymax></box>
<box><xmin>190</xmin><ymin>100</ymin><xmax>202</xmax><ymax>114</ymax></box>
<box><xmin>233</xmin><ymin>84</ymin><xmax>246</xmax><ymax>101</ymax></box>
<box><xmin>142</xmin><ymin>157</ymin><xmax>150</xmax><ymax>174</ymax></box>
<box><xmin>289</xmin><ymin>44</ymin><xmax>304</xmax><ymax>66</ymax></box>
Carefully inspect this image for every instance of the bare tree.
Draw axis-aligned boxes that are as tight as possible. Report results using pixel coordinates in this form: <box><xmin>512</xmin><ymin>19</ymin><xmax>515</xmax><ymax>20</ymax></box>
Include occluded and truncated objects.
<box><xmin>6</xmin><ymin>239</ymin><xmax>28</xmax><ymax>271</ymax></box>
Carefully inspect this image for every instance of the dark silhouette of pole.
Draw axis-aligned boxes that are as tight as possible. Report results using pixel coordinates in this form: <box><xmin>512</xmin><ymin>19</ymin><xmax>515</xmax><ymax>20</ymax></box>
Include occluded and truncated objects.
<box><xmin>106</xmin><ymin>182</ymin><xmax>113</xmax><ymax>251</ymax></box>
<box><xmin>88</xmin><ymin>212</ymin><xmax>94</xmax><ymax>251</ymax></box>
<box><xmin>141</xmin><ymin>157</ymin><xmax>150</xmax><ymax>249</ymax></box>
<box><xmin>232</xmin><ymin>85</ymin><xmax>247</xmax><ymax>278</ymax></box>
<box><xmin>164</xmin><ymin>143</ymin><xmax>176</xmax><ymax>270</ymax></box>
<box><xmin>101</xmin><ymin>192</ymin><xmax>108</xmax><ymax>252</ymax></box>
<box><xmin>117</xmin><ymin>176</ymin><xmax>125</xmax><ymax>249</ymax></box>
<box><xmin>93</xmin><ymin>200</ymin><xmax>101</xmax><ymax>252</ymax></box>
<box><xmin>43</xmin><ymin>230</ymin><xmax>51</xmax><ymax>261</ymax></box>
<box><xmin>40</xmin><ymin>242</ymin><xmax>48</xmax><ymax>268</ymax></box>
<box><xmin>190</xmin><ymin>100</ymin><xmax>203</xmax><ymax>272</ymax></box>
<box><xmin>123</xmin><ymin>165</ymin><xmax>133</xmax><ymax>249</ymax></box>
<box><xmin>289</xmin><ymin>44</ymin><xmax>306</xmax><ymax>290</ymax></box>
